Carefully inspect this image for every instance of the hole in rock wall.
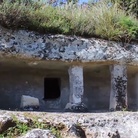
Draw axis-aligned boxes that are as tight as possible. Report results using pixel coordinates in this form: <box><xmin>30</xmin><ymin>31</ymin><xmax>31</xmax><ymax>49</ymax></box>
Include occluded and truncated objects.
<box><xmin>44</xmin><ymin>78</ymin><xmax>61</xmax><ymax>100</ymax></box>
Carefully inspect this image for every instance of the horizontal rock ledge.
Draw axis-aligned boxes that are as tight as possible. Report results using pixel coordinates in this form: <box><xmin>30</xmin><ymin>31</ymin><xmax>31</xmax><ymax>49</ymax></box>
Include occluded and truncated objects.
<box><xmin>0</xmin><ymin>26</ymin><xmax>138</xmax><ymax>65</ymax></box>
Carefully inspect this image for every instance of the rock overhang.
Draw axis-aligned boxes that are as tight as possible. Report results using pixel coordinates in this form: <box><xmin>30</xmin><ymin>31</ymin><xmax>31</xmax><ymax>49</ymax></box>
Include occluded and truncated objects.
<box><xmin>0</xmin><ymin>26</ymin><xmax>138</xmax><ymax>66</ymax></box>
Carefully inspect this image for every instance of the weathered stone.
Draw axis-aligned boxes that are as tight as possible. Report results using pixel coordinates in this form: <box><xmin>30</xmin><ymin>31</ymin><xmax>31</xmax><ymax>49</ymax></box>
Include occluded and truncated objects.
<box><xmin>0</xmin><ymin>112</ymin><xmax>138</xmax><ymax>138</ymax></box>
<box><xmin>20</xmin><ymin>95</ymin><xmax>39</xmax><ymax>110</ymax></box>
<box><xmin>20</xmin><ymin>129</ymin><xmax>56</xmax><ymax>138</ymax></box>
<box><xmin>65</xmin><ymin>103</ymin><xmax>88</xmax><ymax>112</ymax></box>
<box><xmin>135</xmin><ymin>74</ymin><xmax>138</xmax><ymax>109</ymax></box>
<box><xmin>0</xmin><ymin>26</ymin><xmax>138</xmax><ymax>112</ymax></box>
<box><xmin>0</xmin><ymin>115</ymin><xmax>16</xmax><ymax>133</ymax></box>
<box><xmin>68</xmin><ymin>66</ymin><xmax>84</xmax><ymax>104</ymax></box>
<box><xmin>65</xmin><ymin>66</ymin><xmax>87</xmax><ymax>112</ymax></box>
<box><xmin>0</xmin><ymin>26</ymin><xmax>138</xmax><ymax>64</ymax></box>
<box><xmin>67</xmin><ymin>124</ymin><xmax>86</xmax><ymax>138</ymax></box>
<box><xmin>109</xmin><ymin>65</ymin><xmax>127</xmax><ymax>111</ymax></box>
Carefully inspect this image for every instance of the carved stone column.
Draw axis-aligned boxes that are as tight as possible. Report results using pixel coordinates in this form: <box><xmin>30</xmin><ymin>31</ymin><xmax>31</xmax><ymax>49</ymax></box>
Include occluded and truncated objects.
<box><xmin>65</xmin><ymin>66</ymin><xmax>87</xmax><ymax>112</ymax></box>
<box><xmin>109</xmin><ymin>65</ymin><xmax>128</xmax><ymax>111</ymax></box>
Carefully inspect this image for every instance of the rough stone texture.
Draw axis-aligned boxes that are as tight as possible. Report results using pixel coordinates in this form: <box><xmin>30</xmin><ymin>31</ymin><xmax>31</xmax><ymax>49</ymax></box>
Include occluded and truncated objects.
<box><xmin>0</xmin><ymin>67</ymin><xmax>69</xmax><ymax>111</ymax></box>
<box><xmin>65</xmin><ymin>103</ymin><xmax>88</xmax><ymax>112</ymax></box>
<box><xmin>110</xmin><ymin>65</ymin><xmax>127</xmax><ymax>111</ymax></box>
<box><xmin>20</xmin><ymin>95</ymin><xmax>39</xmax><ymax>110</ymax></box>
<box><xmin>68</xmin><ymin>66</ymin><xmax>84</xmax><ymax>104</ymax></box>
<box><xmin>0</xmin><ymin>111</ymin><xmax>138</xmax><ymax>138</ymax></box>
<box><xmin>0</xmin><ymin>115</ymin><xmax>16</xmax><ymax>133</ymax></box>
<box><xmin>0</xmin><ymin>26</ymin><xmax>138</xmax><ymax>64</ymax></box>
<box><xmin>135</xmin><ymin>74</ymin><xmax>138</xmax><ymax>109</ymax></box>
<box><xmin>0</xmin><ymin>62</ymin><xmax>138</xmax><ymax>111</ymax></box>
<box><xmin>65</xmin><ymin>66</ymin><xmax>87</xmax><ymax>112</ymax></box>
<box><xmin>67</xmin><ymin>124</ymin><xmax>86</xmax><ymax>138</ymax></box>
<box><xmin>0</xmin><ymin>26</ymin><xmax>138</xmax><ymax>111</ymax></box>
<box><xmin>20</xmin><ymin>129</ymin><xmax>56</xmax><ymax>138</ymax></box>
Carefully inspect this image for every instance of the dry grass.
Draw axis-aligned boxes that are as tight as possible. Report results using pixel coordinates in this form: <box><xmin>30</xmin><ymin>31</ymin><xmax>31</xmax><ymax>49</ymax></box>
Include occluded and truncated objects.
<box><xmin>0</xmin><ymin>0</ymin><xmax>138</xmax><ymax>42</ymax></box>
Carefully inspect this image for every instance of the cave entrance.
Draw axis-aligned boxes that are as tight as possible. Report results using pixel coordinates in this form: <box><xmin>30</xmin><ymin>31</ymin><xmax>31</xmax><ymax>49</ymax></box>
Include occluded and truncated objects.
<box><xmin>44</xmin><ymin>78</ymin><xmax>61</xmax><ymax>100</ymax></box>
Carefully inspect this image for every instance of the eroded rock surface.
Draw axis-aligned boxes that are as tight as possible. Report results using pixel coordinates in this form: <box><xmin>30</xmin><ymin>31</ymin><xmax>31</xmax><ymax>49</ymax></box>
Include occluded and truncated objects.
<box><xmin>20</xmin><ymin>95</ymin><xmax>39</xmax><ymax>111</ymax></box>
<box><xmin>67</xmin><ymin>124</ymin><xmax>86</xmax><ymax>138</ymax></box>
<box><xmin>0</xmin><ymin>115</ymin><xmax>16</xmax><ymax>133</ymax></box>
<box><xmin>0</xmin><ymin>111</ymin><xmax>138</xmax><ymax>138</ymax></box>
<box><xmin>0</xmin><ymin>26</ymin><xmax>138</xmax><ymax>65</ymax></box>
<box><xmin>20</xmin><ymin>129</ymin><xmax>56</xmax><ymax>138</ymax></box>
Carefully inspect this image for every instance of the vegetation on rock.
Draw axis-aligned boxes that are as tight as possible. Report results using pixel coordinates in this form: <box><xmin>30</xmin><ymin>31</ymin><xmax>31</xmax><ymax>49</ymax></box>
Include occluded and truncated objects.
<box><xmin>0</xmin><ymin>115</ymin><xmax>63</xmax><ymax>138</ymax></box>
<box><xmin>111</xmin><ymin>0</ymin><xmax>138</xmax><ymax>18</ymax></box>
<box><xmin>0</xmin><ymin>0</ymin><xmax>138</xmax><ymax>42</ymax></box>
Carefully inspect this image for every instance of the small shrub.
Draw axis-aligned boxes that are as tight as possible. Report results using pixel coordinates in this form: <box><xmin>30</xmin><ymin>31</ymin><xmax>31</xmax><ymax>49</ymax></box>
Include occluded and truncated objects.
<box><xmin>118</xmin><ymin>16</ymin><xmax>138</xmax><ymax>42</ymax></box>
<box><xmin>0</xmin><ymin>116</ymin><xmax>63</xmax><ymax>138</ymax></box>
<box><xmin>0</xmin><ymin>118</ymin><xmax>30</xmax><ymax>137</ymax></box>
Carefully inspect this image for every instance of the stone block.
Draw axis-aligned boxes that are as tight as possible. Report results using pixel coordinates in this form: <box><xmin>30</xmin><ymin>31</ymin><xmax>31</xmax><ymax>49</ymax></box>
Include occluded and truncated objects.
<box><xmin>20</xmin><ymin>95</ymin><xmax>39</xmax><ymax>110</ymax></box>
<box><xmin>65</xmin><ymin>103</ymin><xmax>88</xmax><ymax>112</ymax></box>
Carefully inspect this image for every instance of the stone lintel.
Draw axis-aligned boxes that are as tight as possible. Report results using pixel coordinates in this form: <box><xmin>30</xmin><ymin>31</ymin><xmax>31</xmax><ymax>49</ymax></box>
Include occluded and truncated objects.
<box><xmin>109</xmin><ymin>65</ymin><xmax>127</xmax><ymax>111</ymax></box>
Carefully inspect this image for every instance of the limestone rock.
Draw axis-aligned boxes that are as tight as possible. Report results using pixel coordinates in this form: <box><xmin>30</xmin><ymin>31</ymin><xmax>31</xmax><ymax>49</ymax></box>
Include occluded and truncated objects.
<box><xmin>0</xmin><ymin>26</ymin><xmax>138</xmax><ymax>65</ymax></box>
<box><xmin>67</xmin><ymin>124</ymin><xmax>86</xmax><ymax>138</ymax></box>
<box><xmin>65</xmin><ymin>103</ymin><xmax>88</xmax><ymax>112</ymax></box>
<box><xmin>0</xmin><ymin>112</ymin><xmax>138</xmax><ymax>138</ymax></box>
<box><xmin>20</xmin><ymin>129</ymin><xmax>56</xmax><ymax>138</ymax></box>
<box><xmin>20</xmin><ymin>95</ymin><xmax>39</xmax><ymax>110</ymax></box>
<box><xmin>0</xmin><ymin>115</ymin><xmax>16</xmax><ymax>133</ymax></box>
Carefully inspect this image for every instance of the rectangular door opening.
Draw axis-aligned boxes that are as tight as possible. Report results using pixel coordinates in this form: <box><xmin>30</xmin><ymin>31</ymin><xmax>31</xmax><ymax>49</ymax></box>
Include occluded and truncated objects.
<box><xmin>44</xmin><ymin>78</ymin><xmax>61</xmax><ymax>100</ymax></box>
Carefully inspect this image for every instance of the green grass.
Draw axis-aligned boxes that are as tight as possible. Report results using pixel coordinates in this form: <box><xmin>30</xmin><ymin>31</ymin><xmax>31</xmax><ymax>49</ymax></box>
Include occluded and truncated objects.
<box><xmin>0</xmin><ymin>0</ymin><xmax>138</xmax><ymax>42</ymax></box>
<box><xmin>0</xmin><ymin>115</ymin><xmax>63</xmax><ymax>138</ymax></box>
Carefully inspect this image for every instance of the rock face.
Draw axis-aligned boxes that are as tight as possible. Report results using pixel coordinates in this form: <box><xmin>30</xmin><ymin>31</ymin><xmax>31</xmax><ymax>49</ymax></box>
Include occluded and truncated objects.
<box><xmin>20</xmin><ymin>129</ymin><xmax>56</xmax><ymax>138</ymax></box>
<box><xmin>65</xmin><ymin>66</ymin><xmax>88</xmax><ymax>112</ymax></box>
<box><xmin>110</xmin><ymin>65</ymin><xmax>128</xmax><ymax>111</ymax></box>
<box><xmin>20</xmin><ymin>95</ymin><xmax>39</xmax><ymax>110</ymax></box>
<box><xmin>0</xmin><ymin>26</ymin><xmax>138</xmax><ymax>137</ymax></box>
<box><xmin>67</xmin><ymin>124</ymin><xmax>86</xmax><ymax>138</ymax></box>
<box><xmin>0</xmin><ymin>111</ymin><xmax>138</xmax><ymax>138</ymax></box>
<box><xmin>65</xmin><ymin>103</ymin><xmax>88</xmax><ymax>112</ymax></box>
<box><xmin>0</xmin><ymin>26</ymin><xmax>138</xmax><ymax>65</ymax></box>
<box><xmin>0</xmin><ymin>115</ymin><xmax>16</xmax><ymax>133</ymax></box>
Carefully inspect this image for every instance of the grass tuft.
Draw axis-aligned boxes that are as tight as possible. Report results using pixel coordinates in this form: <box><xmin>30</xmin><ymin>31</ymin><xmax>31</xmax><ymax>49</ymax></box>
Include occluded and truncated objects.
<box><xmin>0</xmin><ymin>0</ymin><xmax>138</xmax><ymax>42</ymax></box>
<box><xmin>0</xmin><ymin>115</ymin><xmax>63</xmax><ymax>138</ymax></box>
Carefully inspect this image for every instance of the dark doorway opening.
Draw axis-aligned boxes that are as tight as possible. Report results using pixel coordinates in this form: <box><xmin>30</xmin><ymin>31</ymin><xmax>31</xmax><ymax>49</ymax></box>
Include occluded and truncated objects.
<box><xmin>44</xmin><ymin>78</ymin><xmax>61</xmax><ymax>99</ymax></box>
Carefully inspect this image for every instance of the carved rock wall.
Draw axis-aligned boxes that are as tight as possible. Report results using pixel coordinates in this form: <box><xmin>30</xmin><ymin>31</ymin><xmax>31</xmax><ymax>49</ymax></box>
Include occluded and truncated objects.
<box><xmin>0</xmin><ymin>26</ymin><xmax>138</xmax><ymax>64</ymax></box>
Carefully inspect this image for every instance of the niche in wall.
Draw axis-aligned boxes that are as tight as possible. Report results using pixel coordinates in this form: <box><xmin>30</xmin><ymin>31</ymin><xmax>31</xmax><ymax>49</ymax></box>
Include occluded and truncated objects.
<box><xmin>44</xmin><ymin>78</ymin><xmax>61</xmax><ymax>100</ymax></box>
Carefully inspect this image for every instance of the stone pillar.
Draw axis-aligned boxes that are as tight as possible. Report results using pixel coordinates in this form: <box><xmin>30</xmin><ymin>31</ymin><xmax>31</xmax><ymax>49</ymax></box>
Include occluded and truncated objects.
<box><xmin>135</xmin><ymin>74</ymin><xmax>138</xmax><ymax>109</ymax></box>
<box><xmin>65</xmin><ymin>66</ymin><xmax>87</xmax><ymax>112</ymax></box>
<box><xmin>109</xmin><ymin>65</ymin><xmax>127</xmax><ymax>111</ymax></box>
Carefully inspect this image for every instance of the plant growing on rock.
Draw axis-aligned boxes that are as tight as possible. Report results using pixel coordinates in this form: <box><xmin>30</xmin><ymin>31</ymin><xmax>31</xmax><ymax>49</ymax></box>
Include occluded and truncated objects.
<box><xmin>0</xmin><ymin>115</ymin><xmax>64</xmax><ymax>138</ymax></box>
<box><xmin>0</xmin><ymin>0</ymin><xmax>137</xmax><ymax>42</ymax></box>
